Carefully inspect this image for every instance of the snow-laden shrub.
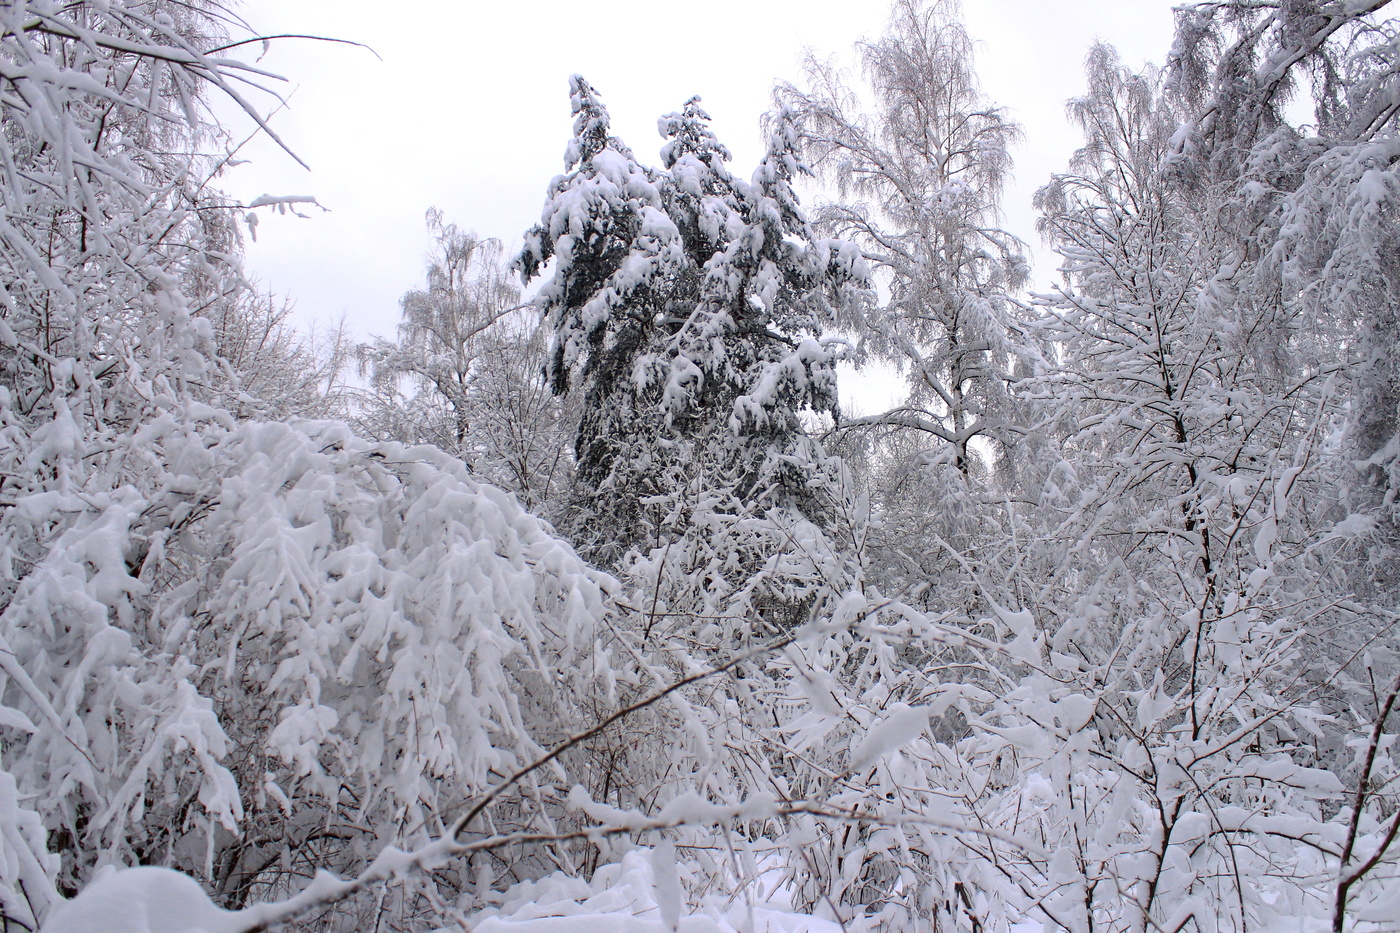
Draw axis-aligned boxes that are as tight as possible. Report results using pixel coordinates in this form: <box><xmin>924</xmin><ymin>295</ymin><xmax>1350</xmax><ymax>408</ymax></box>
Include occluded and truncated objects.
<box><xmin>0</xmin><ymin>416</ymin><xmax>620</xmax><ymax>927</ymax></box>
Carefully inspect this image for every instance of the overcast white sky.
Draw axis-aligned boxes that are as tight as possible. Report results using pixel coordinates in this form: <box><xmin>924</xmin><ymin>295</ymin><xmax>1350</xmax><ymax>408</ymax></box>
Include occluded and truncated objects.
<box><xmin>220</xmin><ymin>0</ymin><xmax>1178</xmax><ymax>344</ymax></box>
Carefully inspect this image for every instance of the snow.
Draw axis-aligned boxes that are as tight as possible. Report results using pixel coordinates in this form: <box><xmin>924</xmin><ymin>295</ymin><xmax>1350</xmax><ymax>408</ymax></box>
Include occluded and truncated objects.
<box><xmin>849</xmin><ymin>703</ymin><xmax>931</xmax><ymax>771</ymax></box>
<box><xmin>42</xmin><ymin>851</ymin><xmax>850</xmax><ymax>933</ymax></box>
<box><xmin>242</xmin><ymin>194</ymin><xmax>318</xmax><ymax>212</ymax></box>
<box><xmin>9</xmin><ymin>4</ymin><xmax>1400</xmax><ymax>932</ymax></box>
<box><xmin>469</xmin><ymin>851</ymin><xmax>844</xmax><ymax>933</ymax></box>
<box><xmin>650</xmin><ymin>841</ymin><xmax>682</xmax><ymax>932</ymax></box>
<box><xmin>39</xmin><ymin>866</ymin><xmax>243</xmax><ymax>933</ymax></box>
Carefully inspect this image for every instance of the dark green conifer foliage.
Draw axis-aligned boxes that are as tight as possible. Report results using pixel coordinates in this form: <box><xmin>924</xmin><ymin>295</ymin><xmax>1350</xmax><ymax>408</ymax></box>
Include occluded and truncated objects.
<box><xmin>518</xmin><ymin>79</ymin><xmax>866</xmax><ymax>564</ymax></box>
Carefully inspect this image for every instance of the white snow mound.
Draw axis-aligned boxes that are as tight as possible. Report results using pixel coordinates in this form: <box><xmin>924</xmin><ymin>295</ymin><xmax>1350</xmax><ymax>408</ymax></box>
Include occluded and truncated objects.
<box><xmin>40</xmin><ymin>866</ymin><xmax>241</xmax><ymax>933</ymax></box>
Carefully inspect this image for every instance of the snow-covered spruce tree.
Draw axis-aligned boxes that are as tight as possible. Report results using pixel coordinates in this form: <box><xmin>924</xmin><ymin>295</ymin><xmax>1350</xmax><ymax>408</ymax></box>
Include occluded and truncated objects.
<box><xmin>516</xmin><ymin>76</ymin><xmax>687</xmax><ymax>564</ymax></box>
<box><xmin>634</xmin><ymin>100</ymin><xmax>873</xmax><ymax>642</ymax></box>
<box><xmin>515</xmin><ymin>81</ymin><xmax>951</xmax><ymax>924</ymax></box>
<box><xmin>517</xmin><ymin>78</ymin><xmax>866</xmax><ymax>577</ymax></box>
<box><xmin>527</xmin><ymin>107</ymin><xmax>878</xmax><ymax>901</ymax></box>
<box><xmin>358</xmin><ymin>209</ymin><xmax>570</xmax><ymax>512</ymax></box>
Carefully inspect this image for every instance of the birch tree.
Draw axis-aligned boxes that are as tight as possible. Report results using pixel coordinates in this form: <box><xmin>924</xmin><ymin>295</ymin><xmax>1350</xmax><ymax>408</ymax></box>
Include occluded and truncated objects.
<box><xmin>778</xmin><ymin>0</ymin><xmax>1029</xmax><ymax>478</ymax></box>
<box><xmin>358</xmin><ymin>210</ymin><xmax>569</xmax><ymax>512</ymax></box>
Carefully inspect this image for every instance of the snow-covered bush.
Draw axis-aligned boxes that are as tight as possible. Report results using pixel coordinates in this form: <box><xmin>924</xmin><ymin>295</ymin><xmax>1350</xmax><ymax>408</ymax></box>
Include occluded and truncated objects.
<box><xmin>0</xmin><ymin>4</ymin><xmax>615</xmax><ymax>929</ymax></box>
<box><xmin>3</xmin><ymin>411</ymin><xmax>625</xmax><ymax>929</ymax></box>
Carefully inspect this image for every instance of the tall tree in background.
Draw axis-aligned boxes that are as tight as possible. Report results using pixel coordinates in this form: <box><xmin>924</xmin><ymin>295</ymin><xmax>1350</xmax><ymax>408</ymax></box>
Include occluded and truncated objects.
<box><xmin>517</xmin><ymin>77</ymin><xmax>866</xmax><ymax>569</ymax></box>
<box><xmin>359</xmin><ymin>210</ymin><xmax>569</xmax><ymax>511</ymax></box>
<box><xmin>777</xmin><ymin>0</ymin><xmax>1028</xmax><ymax>477</ymax></box>
<box><xmin>213</xmin><ymin>291</ymin><xmax>350</xmax><ymax>421</ymax></box>
<box><xmin>361</xmin><ymin>211</ymin><xmax>518</xmax><ymax>457</ymax></box>
<box><xmin>775</xmin><ymin>0</ymin><xmax>1033</xmax><ymax>613</ymax></box>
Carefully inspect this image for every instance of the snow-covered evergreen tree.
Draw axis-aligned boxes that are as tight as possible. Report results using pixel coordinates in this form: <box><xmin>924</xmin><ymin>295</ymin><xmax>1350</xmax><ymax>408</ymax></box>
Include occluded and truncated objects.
<box><xmin>516</xmin><ymin>76</ymin><xmax>685</xmax><ymax>561</ymax></box>
<box><xmin>518</xmin><ymin>78</ymin><xmax>866</xmax><ymax>571</ymax></box>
